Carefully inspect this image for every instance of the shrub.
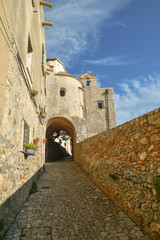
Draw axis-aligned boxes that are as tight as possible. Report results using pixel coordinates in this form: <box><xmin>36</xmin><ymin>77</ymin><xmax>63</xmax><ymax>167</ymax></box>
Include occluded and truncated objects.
<box><xmin>30</xmin><ymin>90</ymin><xmax>38</xmax><ymax>97</ymax></box>
<box><xmin>153</xmin><ymin>176</ymin><xmax>160</xmax><ymax>199</ymax></box>
<box><xmin>43</xmin><ymin>165</ymin><xmax>46</xmax><ymax>172</ymax></box>
<box><xmin>0</xmin><ymin>219</ymin><xmax>5</xmax><ymax>231</ymax></box>
<box><xmin>0</xmin><ymin>219</ymin><xmax>5</xmax><ymax>240</ymax></box>
<box><xmin>29</xmin><ymin>180</ymin><xmax>38</xmax><ymax>195</ymax></box>
<box><xmin>109</xmin><ymin>173</ymin><xmax>118</xmax><ymax>181</ymax></box>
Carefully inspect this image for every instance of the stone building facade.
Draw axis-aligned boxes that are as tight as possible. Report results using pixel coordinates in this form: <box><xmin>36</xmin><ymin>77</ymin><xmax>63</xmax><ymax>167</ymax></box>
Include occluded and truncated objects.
<box><xmin>0</xmin><ymin>0</ymin><xmax>52</xmax><ymax>232</ymax></box>
<box><xmin>45</xmin><ymin>58</ymin><xmax>117</xmax><ymax>143</ymax></box>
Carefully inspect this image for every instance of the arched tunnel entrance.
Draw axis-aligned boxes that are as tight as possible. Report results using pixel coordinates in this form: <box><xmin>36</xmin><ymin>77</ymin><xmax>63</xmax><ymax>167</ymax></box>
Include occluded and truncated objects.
<box><xmin>45</xmin><ymin>117</ymin><xmax>77</xmax><ymax>162</ymax></box>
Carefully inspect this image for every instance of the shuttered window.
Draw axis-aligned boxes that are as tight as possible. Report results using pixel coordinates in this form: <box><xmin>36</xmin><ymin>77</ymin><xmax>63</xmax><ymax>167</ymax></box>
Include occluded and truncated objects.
<box><xmin>23</xmin><ymin>120</ymin><xmax>29</xmax><ymax>151</ymax></box>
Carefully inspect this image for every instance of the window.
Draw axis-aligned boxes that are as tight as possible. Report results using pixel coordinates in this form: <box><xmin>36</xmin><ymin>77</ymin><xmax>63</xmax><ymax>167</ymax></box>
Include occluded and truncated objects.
<box><xmin>60</xmin><ymin>88</ymin><xmax>66</xmax><ymax>97</ymax></box>
<box><xmin>98</xmin><ymin>102</ymin><xmax>103</xmax><ymax>109</ymax></box>
<box><xmin>23</xmin><ymin>120</ymin><xmax>30</xmax><ymax>151</ymax></box>
<box><xmin>27</xmin><ymin>36</ymin><xmax>33</xmax><ymax>78</ymax></box>
<box><xmin>86</xmin><ymin>79</ymin><xmax>90</xmax><ymax>87</ymax></box>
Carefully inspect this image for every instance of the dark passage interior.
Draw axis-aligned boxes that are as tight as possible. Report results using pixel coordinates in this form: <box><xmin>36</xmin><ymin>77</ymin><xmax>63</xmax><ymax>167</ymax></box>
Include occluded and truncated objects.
<box><xmin>45</xmin><ymin>117</ymin><xmax>77</xmax><ymax>162</ymax></box>
<box><xmin>47</xmin><ymin>130</ymin><xmax>72</xmax><ymax>162</ymax></box>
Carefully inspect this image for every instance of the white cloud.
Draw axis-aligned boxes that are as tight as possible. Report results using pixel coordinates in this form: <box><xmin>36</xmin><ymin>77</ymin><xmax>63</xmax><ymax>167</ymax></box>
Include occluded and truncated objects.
<box><xmin>105</xmin><ymin>21</ymin><xmax>127</xmax><ymax>29</ymax></box>
<box><xmin>115</xmin><ymin>73</ymin><xmax>160</xmax><ymax>125</ymax></box>
<box><xmin>44</xmin><ymin>0</ymin><xmax>132</xmax><ymax>66</ymax></box>
<box><xmin>84</xmin><ymin>56</ymin><xmax>134</xmax><ymax>66</ymax></box>
<box><xmin>96</xmin><ymin>77</ymin><xmax>102</xmax><ymax>88</ymax></box>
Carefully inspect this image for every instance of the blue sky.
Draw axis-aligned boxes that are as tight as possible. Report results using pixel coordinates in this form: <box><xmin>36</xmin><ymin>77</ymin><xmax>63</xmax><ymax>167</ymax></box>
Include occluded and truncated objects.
<box><xmin>44</xmin><ymin>0</ymin><xmax>160</xmax><ymax>125</ymax></box>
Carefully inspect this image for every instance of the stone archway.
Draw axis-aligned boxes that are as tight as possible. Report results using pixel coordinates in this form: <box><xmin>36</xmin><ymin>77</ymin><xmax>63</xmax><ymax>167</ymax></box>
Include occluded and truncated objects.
<box><xmin>45</xmin><ymin>117</ymin><xmax>77</xmax><ymax>162</ymax></box>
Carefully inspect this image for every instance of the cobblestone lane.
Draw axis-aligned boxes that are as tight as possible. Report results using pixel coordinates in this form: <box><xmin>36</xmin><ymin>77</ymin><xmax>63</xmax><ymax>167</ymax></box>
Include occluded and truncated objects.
<box><xmin>5</xmin><ymin>161</ymin><xmax>151</xmax><ymax>240</ymax></box>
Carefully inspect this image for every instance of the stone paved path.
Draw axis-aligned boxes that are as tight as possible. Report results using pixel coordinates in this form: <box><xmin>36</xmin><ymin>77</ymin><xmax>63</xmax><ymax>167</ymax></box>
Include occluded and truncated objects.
<box><xmin>5</xmin><ymin>161</ymin><xmax>151</xmax><ymax>240</ymax></box>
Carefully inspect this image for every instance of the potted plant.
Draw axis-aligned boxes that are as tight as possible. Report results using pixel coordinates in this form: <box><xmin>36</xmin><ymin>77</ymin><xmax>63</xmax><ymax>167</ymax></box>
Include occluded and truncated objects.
<box><xmin>25</xmin><ymin>143</ymin><xmax>38</xmax><ymax>155</ymax></box>
<box><xmin>33</xmin><ymin>138</ymin><xmax>39</xmax><ymax>145</ymax></box>
<box><xmin>40</xmin><ymin>107</ymin><xmax>46</xmax><ymax>119</ymax></box>
<box><xmin>43</xmin><ymin>138</ymin><xmax>47</xmax><ymax>143</ymax></box>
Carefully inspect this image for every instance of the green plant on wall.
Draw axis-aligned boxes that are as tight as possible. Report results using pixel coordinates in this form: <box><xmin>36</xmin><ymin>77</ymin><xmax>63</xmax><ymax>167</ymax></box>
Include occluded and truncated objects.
<box><xmin>25</xmin><ymin>143</ymin><xmax>38</xmax><ymax>150</ymax></box>
<box><xmin>29</xmin><ymin>180</ymin><xmax>38</xmax><ymax>195</ymax></box>
<box><xmin>43</xmin><ymin>165</ymin><xmax>46</xmax><ymax>172</ymax></box>
<box><xmin>0</xmin><ymin>219</ymin><xmax>5</xmax><ymax>240</ymax></box>
<box><xmin>0</xmin><ymin>219</ymin><xmax>5</xmax><ymax>231</ymax></box>
<box><xmin>109</xmin><ymin>173</ymin><xmax>118</xmax><ymax>181</ymax></box>
<box><xmin>153</xmin><ymin>176</ymin><xmax>160</xmax><ymax>199</ymax></box>
<box><xmin>30</xmin><ymin>90</ymin><xmax>38</xmax><ymax>97</ymax></box>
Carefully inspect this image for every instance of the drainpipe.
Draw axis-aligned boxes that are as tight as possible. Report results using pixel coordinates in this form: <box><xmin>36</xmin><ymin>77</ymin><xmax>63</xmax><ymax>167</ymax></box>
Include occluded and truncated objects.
<box><xmin>105</xmin><ymin>89</ymin><xmax>110</xmax><ymax>130</ymax></box>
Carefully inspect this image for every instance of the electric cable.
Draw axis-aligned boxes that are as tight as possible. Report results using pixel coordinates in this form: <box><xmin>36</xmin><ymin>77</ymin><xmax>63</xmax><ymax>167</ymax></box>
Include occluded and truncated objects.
<box><xmin>76</xmin><ymin>0</ymin><xmax>98</xmax><ymax>44</ymax></box>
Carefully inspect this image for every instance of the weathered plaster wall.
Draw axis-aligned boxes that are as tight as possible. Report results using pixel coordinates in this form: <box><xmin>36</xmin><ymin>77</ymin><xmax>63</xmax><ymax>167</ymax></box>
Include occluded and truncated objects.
<box><xmin>47</xmin><ymin>58</ymin><xmax>66</xmax><ymax>73</ymax></box>
<box><xmin>0</xmin><ymin>0</ymin><xmax>12</xmax><ymax>124</ymax></box>
<box><xmin>11</xmin><ymin>0</ymin><xmax>46</xmax><ymax>109</ymax></box>
<box><xmin>76</xmin><ymin>108</ymin><xmax>160</xmax><ymax>239</ymax></box>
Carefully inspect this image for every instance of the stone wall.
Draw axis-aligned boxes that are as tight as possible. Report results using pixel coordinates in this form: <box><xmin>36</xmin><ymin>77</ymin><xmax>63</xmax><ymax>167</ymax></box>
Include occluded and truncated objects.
<box><xmin>0</xmin><ymin>167</ymin><xmax>42</xmax><ymax>236</ymax></box>
<box><xmin>76</xmin><ymin>108</ymin><xmax>160</xmax><ymax>239</ymax></box>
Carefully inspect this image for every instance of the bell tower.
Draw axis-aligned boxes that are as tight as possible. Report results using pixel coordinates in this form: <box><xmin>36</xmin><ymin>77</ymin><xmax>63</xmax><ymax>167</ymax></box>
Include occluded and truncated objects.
<box><xmin>80</xmin><ymin>72</ymin><xmax>97</xmax><ymax>88</ymax></box>
<box><xmin>80</xmin><ymin>72</ymin><xmax>117</xmax><ymax>138</ymax></box>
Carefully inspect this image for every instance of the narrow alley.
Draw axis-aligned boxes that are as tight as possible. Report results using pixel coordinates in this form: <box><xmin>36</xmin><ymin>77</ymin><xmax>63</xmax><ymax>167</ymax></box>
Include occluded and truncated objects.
<box><xmin>5</xmin><ymin>161</ymin><xmax>151</xmax><ymax>240</ymax></box>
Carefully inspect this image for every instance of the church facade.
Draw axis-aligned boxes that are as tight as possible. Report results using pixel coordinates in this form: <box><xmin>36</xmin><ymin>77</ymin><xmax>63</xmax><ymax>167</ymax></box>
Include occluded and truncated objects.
<box><xmin>45</xmin><ymin>58</ymin><xmax>117</xmax><ymax>142</ymax></box>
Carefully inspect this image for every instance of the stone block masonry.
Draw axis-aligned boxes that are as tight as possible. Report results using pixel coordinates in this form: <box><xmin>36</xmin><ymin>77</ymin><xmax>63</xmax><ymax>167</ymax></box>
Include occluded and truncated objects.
<box><xmin>76</xmin><ymin>107</ymin><xmax>160</xmax><ymax>239</ymax></box>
